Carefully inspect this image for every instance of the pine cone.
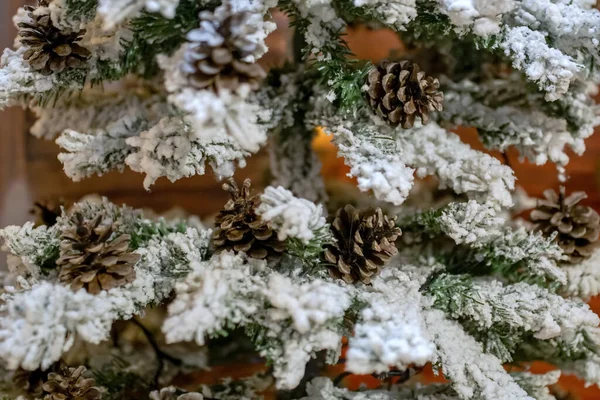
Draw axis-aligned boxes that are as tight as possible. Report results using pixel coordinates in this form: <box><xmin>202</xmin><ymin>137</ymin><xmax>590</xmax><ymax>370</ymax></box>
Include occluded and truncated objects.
<box><xmin>182</xmin><ymin>5</ymin><xmax>266</xmax><ymax>92</ymax></box>
<box><xmin>41</xmin><ymin>365</ymin><xmax>102</xmax><ymax>400</ymax></box>
<box><xmin>365</xmin><ymin>60</ymin><xmax>443</xmax><ymax>129</ymax></box>
<box><xmin>212</xmin><ymin>179</ymin><xmax>286</xmax><ymax>260</ymax></box>
<box><xmin>18</xmin><ymin>3</ymin><xmax>90</xmax><ymax>75</ymax></box>
<box><xmin>324</xmin><ymin>205</ymin><xmax>401</xmax><ymax>284</ymax></box>
<box><xmin>531</xmin><ymin>189</ymin><xmax>600</xmax><ymax>263</ymax></box>
<box><xmin>31</xmin><ymin>199</ymin><xmax>65</xmax><ymax>227</ymax></box>
<box><xmin>57</xmin><ymin>211</ymin><xmax>140</xmax><ymax>294</ymax></box>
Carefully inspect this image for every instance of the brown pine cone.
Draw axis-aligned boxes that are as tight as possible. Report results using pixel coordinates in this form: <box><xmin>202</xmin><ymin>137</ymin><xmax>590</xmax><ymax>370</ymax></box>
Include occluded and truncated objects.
<box><xmin>57</xmin><ymin>210</ymin><xmax>140</xmax><ymax>294</ymax></box>
<box><xmin>182</xmin><ymin>5</ymin><xmax>266</xmax><ymax>92</ymax></box>
<box><xmin>18</xmin><ymin>3</ymin><xmax>90</xmax><ymax>75</ymax></box>
<box><xmin>531</xmin><ymin>189</ymin><xmax>600</xmax><ymax>263</ymax></box>
<box><xmin>324</xmin><ymin>205</ymin><xmax>401</xmax><ymax>284</ymax></box>
<box><xmin>41</xmin><ymin>365</ymin><xmax>102</xmax><ymax>400</ymax></box>
<box><xmin>366</xmin><ymin>60</ymin><xmax>443</xmax><ymax>129</ymax></box>
<box><xmin>212</xmin><ymin>179</ymin><xmax>286</xmax><ymax>260</ymax></box>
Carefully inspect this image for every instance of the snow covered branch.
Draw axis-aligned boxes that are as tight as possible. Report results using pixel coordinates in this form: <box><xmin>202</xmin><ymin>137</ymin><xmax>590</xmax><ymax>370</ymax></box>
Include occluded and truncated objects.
<box><xmin>427</xmin><ymin>273</ymin><xmax>599</xmax><ymax>361</ymax></box>
<box><xmin>163</xmin><ymin>251</ymin><xmax>352</xmax><ymax>389</ymax></box>
<box><xmin>423</xmin><ymin>308</ymin><xmax>532</xmax><ymax>400</ymax></box>
<box><xmin>0</xmin><ymin>199</ymin><xmax>211</xmax><ymax>371</ymax></box>
<box><xmin>346</xmin><ymin>268</ymin><xmax>434</xmax><ymax>374</ymax></box>
<box><xmin>258</xmin><ymin>186</ymin><xmax>328</xmax><ymax>244</ymax></box>
<box><xmin>441</xmin><ymin>77</ymin><xmax>600</xmax><ymax>166</ymax></box>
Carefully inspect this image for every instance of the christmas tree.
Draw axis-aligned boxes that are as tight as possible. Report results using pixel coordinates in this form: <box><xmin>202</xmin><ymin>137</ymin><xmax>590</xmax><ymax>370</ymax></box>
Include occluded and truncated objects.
<box><xmin>1</xmin><ymin>0</ymin><xmax>600</xmax><ymax>398</ymax></box>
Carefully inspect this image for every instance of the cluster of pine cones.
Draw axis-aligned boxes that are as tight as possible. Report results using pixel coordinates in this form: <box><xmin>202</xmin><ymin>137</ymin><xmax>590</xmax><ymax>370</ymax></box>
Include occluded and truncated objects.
<box><xmin>531</xmin><ymin>188</ymin><xmax>600</xmax><ymax>264</ymax></box>
<box><xmin>212</xmin><ymin>179</ymin><xmax>401</xmax><ymax>284</ymax></box>
<box><xmin>18</xmin><ymin>1</ymin><xmax>91</xmax><ymax>75</ymax></box>
<box><xmin>13</xmin><ymin>363</ymin><xmax>102</xmax><ymax>400</ymax></box>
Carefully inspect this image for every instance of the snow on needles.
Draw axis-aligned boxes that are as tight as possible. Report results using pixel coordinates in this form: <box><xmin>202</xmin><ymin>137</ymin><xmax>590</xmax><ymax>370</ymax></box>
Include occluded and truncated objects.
<box><xmin>159</xmin><ymin>46</ymin><xmax>270</xmax><ymax>155</ymax></box>
<box><xmin>98</xmin><ymin>0</ymin><xmax>182</xmax><ymax>28</ymax></box>
<box><xmin>346</xmin><ymin>268</ymin><xmax>434</xmax><ymax>374</ymax></box>
<box><xmin>163</xmin><ymin>251</ymin><xmax>352</xmax><ymax>389</ymax></box>
<box><xmin>0</xmin><ymin>203</ymin><xmax>211</xmax><ymax>371</ymax></box>
<box><xmin>439</xmin><ymin>201</ymin><xmax>504</xmax><ymax>246</ymax></box>
<box><xmin>423</xmin><ymin>308</ymin><xmax>533</xmax><ymax>400</ymax></box>
<box><xmin>257</xmin><ymin>186</ymin><xmax>327</xmax><ymax>244</ymax></box>
<box><xmin>500</xmin><ymin>26</ymin><xmax>582</xmax><ymax>102</ymax></box>
<box><xmin>0</xmin><ymin>48</ymin><xmax>54</xmax><ymax>109</ymax></box>
<box><xmin>438</xmin><ymin>0</ymin><xmax>516</xmax><ymax>36</ymax></box>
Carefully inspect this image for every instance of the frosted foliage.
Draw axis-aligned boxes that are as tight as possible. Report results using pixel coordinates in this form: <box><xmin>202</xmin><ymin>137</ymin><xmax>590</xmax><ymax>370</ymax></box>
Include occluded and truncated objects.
<box><xmin>438</xmin><ymin>0</ymin><xmax>516</xmax><ymax>36</ymax></box>
<box><xmin>0</xmin><ymin>48</ymin><xmax>54</xmax><ymax>109</ymax></box>
<box><xmin>0</xmin><ymin>283</ymin><xmax>112</xmax><ymax>370</ymax></box>
<box><xmin>257</xmin><ymin>186</ymin><xmax>327</xmax><ymax>244</ymax></box>
<box><xmin>126</xmin><ymin>117</ymin><xmax>249</xmax><ymax>189</ymax></box>
<box><xmin>315</xmin><ymin>107</ymin><xmax>514</xmax><ymax>207</ymax></box>
<box><xmin>160</xmin><ymin>46</ymin><xmax>270</xmax><ymax>155</ymax></box>
<box><xmin>515</xmin><ymin>0</ymin><xmax>600</xmax><ymax>71</ymax></box>
<box><xmin>78</xmin><ymin>16</ymin><xmax>132</xmax><ymax>63</ymax></box>
<box><xmin>0</xmin><ymin>219</ymin><xmax>210</xmax><ymax>370</ymax></box>
<box><xmin>346</xmin><ymin>269</ymin><xmax>434</xmax><ymax>374</ymax></box>
<box><xmin>303</xmin><ymin>378</ymin><xmax>395</xmax><ymax>399</ymax></box>
<box><xmin>488</xmin><ymin>229</ymin><xmax>566</xmax><ymax>283</ymax></box>
<box><xmin>175</xmin><ymin>87</ymin><xmax>269</xmax><ymax>154</ymax></box>
<box><xmin>352</xmin><ymin>0</ymin><xmax>417</xmax><ymax>30</ymax></box>
<box><xmin>513</xmin><ymin>371</ymin><xmax>561</xmax><ymax>400</ymax></box>
<box><xmin>562</xmin><ymin>248</ymin><xmax>600</xmax><ymax>300</ymax></box>
<box><xmin>397</xmin><ymin>122</ymin><xmax>514</xmax><ymax>208</ymax></box>
<box><xmin>442</xmin><ymin>79</ymin><xmax>598</xmax><ymax>165</ymax></box>
<box><xmin>423</xmin><ymin>308</ymin><xmax>532</xmax><ymax>400</ymax></box>
<box><xmin>57</xmin><ymin>129</ymin><xmax>133</xmax><ymax>180</ymax></box>
<box><xmin>551</xmin><ymin>327</ymin><xmax>600</xmax><ymax>387</ymax></box>
<box><xmin>330</xmin><ymin>124</ymin><xmax>415</xmax><ymax>206</ymax></box>
<box><xmin>435</xmin><ymin>278</ymin><xmax>599</xmax><ymax>341</ymax></box>
<box><xmin>500</xmin><ymin>27</ymin><xmax>582</xmax><ymax>101</ymax></box>
<box><xmin>31</xmin><ymin>91</ymin><xmax>168</xmax><ymax>140</ymax></box>
<box><xmin>54</xmin><ymin>94</ymin><xmax>171</xmax><ymax>182</ymax></box>
<box><xmin>163</xmin><ymin>252</ymin><xmax>352</xmax><ymax>389</ymax></box>
<box><xmin>439</xmin><ymin>201</ymin><xmax>504</xmax><ymax>245</ymax></box>
<box><xmin>162</xmin><ymin>253</ymin><xmax>266</xmax><ymax>345</ymax></box>
<box><xmin>264</xmin><ymin>274</ymin><xmax>349</xmax><ymax>334</ymax></box>
<box><xmin>98</xmin><ymin>0</ymin><xmax>181</xmax><ymax>28</ymax></box>
<box><xmin>289</xmin><ymin>0</ymin><xmax>344</xmax><ymax>52</ymax></box>
<box><xmin>303</xmin><ymin>378</ymin><xmax>467</xmax><ymax>399</ymax></box>
<box><xmin>0</xmin><ymin>223</ymin><xmax>59</xmax><ymax>284</ymax></box>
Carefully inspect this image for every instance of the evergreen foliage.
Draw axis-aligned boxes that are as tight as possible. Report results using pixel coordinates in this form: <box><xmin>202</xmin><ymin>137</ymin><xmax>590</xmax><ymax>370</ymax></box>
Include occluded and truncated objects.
<box><xmin>1</xmin><ymin>0</ymin><xmax>600</xmax><ymax>398</ymax></box>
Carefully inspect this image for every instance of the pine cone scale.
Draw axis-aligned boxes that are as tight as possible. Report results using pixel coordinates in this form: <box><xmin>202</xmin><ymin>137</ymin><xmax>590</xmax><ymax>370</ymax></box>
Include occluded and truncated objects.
<box><xmin>58</xmin><ymin>208</ymin><xmax>139</xmax><ymax>294</ymax></box>
<box><xmin>183</xmin><ymin>5</ymin><xmax>266</xmax><ymax>92</ymax></box>
<box><xmin>532</xmin><ymin>189</ymin><xmax>600</xmax><ymax>263</ymax></box>
<box><xmin>213</xmin><ymin>179</ymin><xmax>285</xmax><ymax>261</ymax></box>
<box><xmin>366</xmin><ymin>60</ymin><xmax>443</xmax><ymax>129</ymax></box>
<box><xmin>325</xmin><ymin>205</ymin><xmax>401</xmax><ymax>284</ymax></box>
<box><xmin>18</xmin><ymin>3</ymin><xmax>91</xmax><ymax>75</ymax></box>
